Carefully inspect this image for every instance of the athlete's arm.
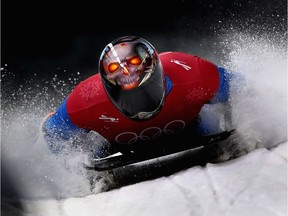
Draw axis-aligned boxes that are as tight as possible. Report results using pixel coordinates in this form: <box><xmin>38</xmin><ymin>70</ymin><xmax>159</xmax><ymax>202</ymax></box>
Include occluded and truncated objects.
<box><xmin>42</xmin><ymin>97</ymin><xmax>88</xmax><ymax>154</ymax></box>
<box><xmin>209</xmin><ymin>67</ymin><xmax>231</xmax><ymax>103</ymax></box>
<box><xmin>198</xmin><ymin>66</ymin><xmax>245</xmax><ymax>135</ymax></box>
<box><xmin>211</xmin><ymin>65</ymin><xmax>245</xmax><ymax>103</ymax></box>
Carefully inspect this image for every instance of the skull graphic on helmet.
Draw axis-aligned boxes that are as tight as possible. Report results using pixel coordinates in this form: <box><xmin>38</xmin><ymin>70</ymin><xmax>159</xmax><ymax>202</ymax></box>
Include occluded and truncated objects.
<box><xmin>101</xmin><ymin>38</ymin><xmax>156</xmax><ymax>90</ymax></box>
<box><xmin>99</xmin><ymin>36</ymin><xmax>166</xmax><ymax>120</ymax></box>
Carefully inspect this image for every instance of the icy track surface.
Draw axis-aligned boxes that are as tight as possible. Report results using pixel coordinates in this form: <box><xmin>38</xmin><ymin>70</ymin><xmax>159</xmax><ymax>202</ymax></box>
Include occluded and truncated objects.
<box><xmin>15</xmin><ymin>142</ymin><xmax>288</xmax><ymax>216</ymax></box>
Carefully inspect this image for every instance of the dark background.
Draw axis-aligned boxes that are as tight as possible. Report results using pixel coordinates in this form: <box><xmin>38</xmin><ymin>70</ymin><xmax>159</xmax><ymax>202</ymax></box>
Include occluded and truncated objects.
<box><xmin>2</xmin><ymin>0</ymin><xmax>286</xmax><ymax>83</ymax></box>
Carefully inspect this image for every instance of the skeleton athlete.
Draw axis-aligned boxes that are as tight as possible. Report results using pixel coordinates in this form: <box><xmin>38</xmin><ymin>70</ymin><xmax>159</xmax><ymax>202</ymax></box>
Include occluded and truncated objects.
<box><xmin>42</xmin><ymin>36</ymin><xmax>242</xmax><ymax>161</ymax></box>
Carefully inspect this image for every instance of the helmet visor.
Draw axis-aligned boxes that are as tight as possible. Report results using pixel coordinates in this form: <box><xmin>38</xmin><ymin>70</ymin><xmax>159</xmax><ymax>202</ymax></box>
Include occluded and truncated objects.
<box><xmin>99</xmin><ymin>36</ymin><xmax>166</xmax><ymax>120</ymax></box>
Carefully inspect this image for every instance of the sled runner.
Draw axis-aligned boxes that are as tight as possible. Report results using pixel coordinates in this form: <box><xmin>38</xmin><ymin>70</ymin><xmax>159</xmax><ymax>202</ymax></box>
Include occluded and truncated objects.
<box><xmin>85</xmin><ymin>130</ymin><xmax>235</xmax><ymax>172</ymax></box>
<box><xmin>84</xmin><ymin>130</ymin><xmax>236</xmax><ymax>191</ymax></box>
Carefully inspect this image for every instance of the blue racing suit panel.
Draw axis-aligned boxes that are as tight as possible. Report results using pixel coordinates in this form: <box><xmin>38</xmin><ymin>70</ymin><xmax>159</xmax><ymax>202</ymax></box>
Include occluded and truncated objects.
<box><xmin>210</xmin><ymin>67</ymin><xmax>231</xmax><ymax>103</ymax></box>
<box><xmin>165</xmin><ymin>75</ymin><xmax>173</xmax><ymax>96</ymax></box>
<box><xmin>197</xmin><ymin>66</ymin><xmax>245</xmax><ymax>135</ymax></box>
<box><xmin>196</xmin><ymin>65</ymin><xmax>228</xmax><ymax>135</ymax></box>
<box><xmin>211</xmin><ymin>66</ymin><xmax>245</xmax><ymax>103</ymax></box>
<box><xmin>43</xmin><ymin>98</ymin><xmax>86</xmax><ymax>154</ymax></box>
<box><xmin>45</xmin><ymin>98</ymin><xmax>81</xmax><ymax>139</ymax></box>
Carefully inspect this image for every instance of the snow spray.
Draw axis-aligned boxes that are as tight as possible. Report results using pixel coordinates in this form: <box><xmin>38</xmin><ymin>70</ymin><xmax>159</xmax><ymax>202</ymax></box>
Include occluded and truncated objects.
<box><xmin>1</xmin><ymin>28</ymin><xmax>287</xmax><ymax>201</ymax></box>
<box><xmin>1</xmin><ymin>70</ymin><xmax>94</xmax><ymax>200</ymax></box>
<box><xmin>219</xmin><ymin>30</ymin><xmax>287</xmax><ymax>153</ymax></box>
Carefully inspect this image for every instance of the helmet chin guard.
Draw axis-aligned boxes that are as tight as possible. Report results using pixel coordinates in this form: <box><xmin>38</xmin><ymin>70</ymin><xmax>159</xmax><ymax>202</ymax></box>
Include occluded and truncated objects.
<box><xmin>99</xmin><ymin>36</ymin><xmax>166</xmax><ymax>121</ymax></box>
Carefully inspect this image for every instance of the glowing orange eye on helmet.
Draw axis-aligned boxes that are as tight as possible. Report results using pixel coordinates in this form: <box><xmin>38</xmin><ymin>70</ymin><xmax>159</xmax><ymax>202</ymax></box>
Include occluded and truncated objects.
<box><xmin>108</xmin><ymin>62</ymin><xmax>119</xmax><ymax>73</ymax></box>
<box><xmin>128</xmin><ymin>56</ymin><xmax>141</xmax><ymax>65</ymax></box>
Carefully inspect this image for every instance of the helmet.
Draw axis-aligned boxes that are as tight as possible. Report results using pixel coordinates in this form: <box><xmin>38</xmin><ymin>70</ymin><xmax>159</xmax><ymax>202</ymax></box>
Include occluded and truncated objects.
<box><xmin>99</xmin><ymin>36</ymin><xmax>166</xmax><ymax>121</ymax></box>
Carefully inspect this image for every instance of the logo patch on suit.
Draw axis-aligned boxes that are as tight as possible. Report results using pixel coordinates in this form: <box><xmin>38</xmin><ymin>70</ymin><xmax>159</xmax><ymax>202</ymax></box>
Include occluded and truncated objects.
<box><xmin>171</xmin><ymin>59</ymin><xmax>192</xmax><ymax>71</ymax></box>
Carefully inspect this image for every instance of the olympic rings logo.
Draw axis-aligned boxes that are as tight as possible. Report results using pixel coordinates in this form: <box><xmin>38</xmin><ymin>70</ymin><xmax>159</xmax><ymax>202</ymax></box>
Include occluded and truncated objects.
<box><xmin>115</xmin><ymin>120</ymin><xmax>186</xmax><ymax>144</ymax></box>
